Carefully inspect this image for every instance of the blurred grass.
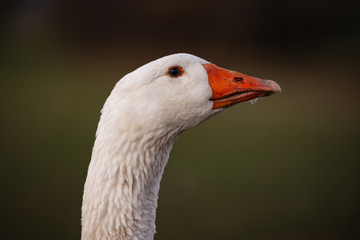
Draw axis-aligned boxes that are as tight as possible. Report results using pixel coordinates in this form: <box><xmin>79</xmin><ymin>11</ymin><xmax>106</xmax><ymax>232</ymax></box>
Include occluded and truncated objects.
<box><xmin>1</xmin><ymin>36</ymin><xmax>359</xmax><ymax>240</ymax></box>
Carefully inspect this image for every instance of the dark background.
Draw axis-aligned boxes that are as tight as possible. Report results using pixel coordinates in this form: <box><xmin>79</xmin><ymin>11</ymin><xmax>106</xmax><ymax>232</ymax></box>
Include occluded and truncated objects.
<box><xmin>1</xmin><ymin>0</ymin><xmax>359</xmax><ymax>239</ymax></box>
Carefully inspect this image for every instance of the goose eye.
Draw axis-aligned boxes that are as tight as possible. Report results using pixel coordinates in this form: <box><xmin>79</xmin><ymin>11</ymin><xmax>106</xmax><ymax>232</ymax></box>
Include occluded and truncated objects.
<box><xmin>168</xmin><ymin>66</ymin><xmax>183</xmax><ymax>78</ymax></box>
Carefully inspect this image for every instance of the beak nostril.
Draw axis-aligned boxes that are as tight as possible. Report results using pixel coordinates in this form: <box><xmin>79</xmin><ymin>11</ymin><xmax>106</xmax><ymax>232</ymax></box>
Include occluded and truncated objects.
<box><xmin>233</xmin><ymin>77</ymin><xmax>244</xmax><ymax>83</ymax></box>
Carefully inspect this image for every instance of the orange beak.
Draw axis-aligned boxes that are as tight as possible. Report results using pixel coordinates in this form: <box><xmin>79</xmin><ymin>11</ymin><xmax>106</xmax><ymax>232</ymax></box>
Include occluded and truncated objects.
<box><xmin>203</xmin><ymin>63</ymin><xmax>281</xmax><ymax>109</ymax></box>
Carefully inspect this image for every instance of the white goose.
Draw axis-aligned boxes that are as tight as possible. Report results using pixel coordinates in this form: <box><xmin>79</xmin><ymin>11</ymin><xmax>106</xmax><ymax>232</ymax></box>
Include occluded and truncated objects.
<box><xmin>81</xmin><ymin>53</ymin><xmax>281</xmax><ymax>240</ymax></box>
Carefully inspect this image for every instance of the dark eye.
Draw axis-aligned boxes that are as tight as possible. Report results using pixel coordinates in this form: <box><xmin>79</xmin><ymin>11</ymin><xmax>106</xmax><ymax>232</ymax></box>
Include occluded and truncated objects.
<box><xmin>168</xmin><ymin>66</ymin><xmax>183</xmax><ymax>78</ymax></box>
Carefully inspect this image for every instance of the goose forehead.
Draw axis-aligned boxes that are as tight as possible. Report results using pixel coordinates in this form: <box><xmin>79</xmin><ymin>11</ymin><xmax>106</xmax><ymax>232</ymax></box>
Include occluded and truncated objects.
<box><xmin>141</xmin><ymin>53</ymin><xmax>209</xmax><ymax>71</ymax></box>
<box><xmin>120</xmin><ymin>54</ymin><xmax>209</xmax><ymax>85</ymax></box>
<box><xmin>158</xmin><ymin>53</ymin><xmax>209</xmax><ymax>65</ymax></box>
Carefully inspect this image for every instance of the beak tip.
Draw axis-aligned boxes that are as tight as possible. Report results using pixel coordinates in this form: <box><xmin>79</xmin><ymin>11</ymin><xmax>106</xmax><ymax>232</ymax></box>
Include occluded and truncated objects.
<box><xmin>267</xmin><ymin>80</ymin><xmax>282</xmax><ymax>93</ymax></box>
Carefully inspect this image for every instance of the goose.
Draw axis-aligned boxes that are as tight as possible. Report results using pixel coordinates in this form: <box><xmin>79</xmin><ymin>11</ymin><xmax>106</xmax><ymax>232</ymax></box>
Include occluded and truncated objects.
<box><xmin>81</xmin><ymin>53</ymin><xmax>281</xmax><ymax>240</ymax></box>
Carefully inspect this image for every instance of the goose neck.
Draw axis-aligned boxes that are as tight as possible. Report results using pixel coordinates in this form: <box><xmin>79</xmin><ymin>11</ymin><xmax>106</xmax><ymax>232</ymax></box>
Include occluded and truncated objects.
<box><xmin>81</xmin><ymin>130</ymin><xmax>177</xmax><ymax>240</ymax></box>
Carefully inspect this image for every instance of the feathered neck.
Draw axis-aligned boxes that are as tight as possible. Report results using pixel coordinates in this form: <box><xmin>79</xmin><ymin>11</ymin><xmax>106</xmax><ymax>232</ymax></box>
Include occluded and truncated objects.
<box><xmin>81</xmin><ymin>127</ymin><xmax>178</xmax><ymax>240</ymax></box>
<box><xmin>81</xmin><ymin>96</ymin><xmax>183</xmax><ymax>240</ymax></box>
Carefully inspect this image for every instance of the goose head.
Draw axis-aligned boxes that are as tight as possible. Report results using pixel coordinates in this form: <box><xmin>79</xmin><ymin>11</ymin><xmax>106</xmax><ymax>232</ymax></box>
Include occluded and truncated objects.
<box><xmin>83</xmin><ymin>53</ymin><xmax>281</xmax><ymax>240</ymax></box>
<box><xmin>100</xmin><ymin>53</ymin><xmax>281</xmax><ymax>139</ymax></box>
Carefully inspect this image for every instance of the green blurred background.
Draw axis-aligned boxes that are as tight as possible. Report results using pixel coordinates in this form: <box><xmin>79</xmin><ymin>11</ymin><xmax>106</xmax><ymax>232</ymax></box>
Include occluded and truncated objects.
<box><xmin>1</xmin><ymin>0</ymin><xmax>359</xmax><ymax>239</ymax></box>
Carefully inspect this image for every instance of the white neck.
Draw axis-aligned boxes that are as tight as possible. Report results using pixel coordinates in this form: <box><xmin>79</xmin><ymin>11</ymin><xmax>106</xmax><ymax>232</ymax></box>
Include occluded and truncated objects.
<box><xmin>81</xmin><ymin>125</ymin><xmax>178</xmax><ymax>240</ymax></box>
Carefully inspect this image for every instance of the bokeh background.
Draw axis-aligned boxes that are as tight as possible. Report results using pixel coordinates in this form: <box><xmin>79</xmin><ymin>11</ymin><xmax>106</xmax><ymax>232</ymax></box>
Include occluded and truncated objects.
<box><xmin>1</xmin><ymin>0</ymin><xmax>359</xmax><ymax>239</ymax></box>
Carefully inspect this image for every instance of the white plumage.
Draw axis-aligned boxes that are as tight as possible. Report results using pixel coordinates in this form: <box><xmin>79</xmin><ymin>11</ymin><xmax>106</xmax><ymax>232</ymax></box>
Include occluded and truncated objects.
<box><xmin>81</xmin><ymin>53</ymin><xmax>281</xmax><ymax>240</ymax></box>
